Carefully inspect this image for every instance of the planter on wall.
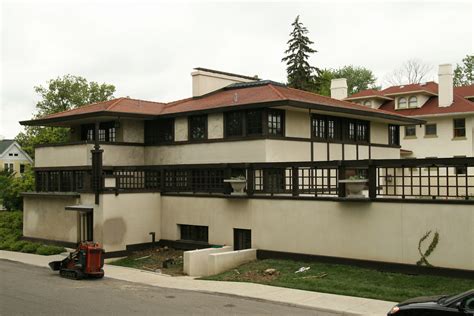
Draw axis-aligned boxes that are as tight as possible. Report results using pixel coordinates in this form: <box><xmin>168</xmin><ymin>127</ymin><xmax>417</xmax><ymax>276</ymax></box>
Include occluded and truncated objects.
<box><xmin>338</xmin><ymin>179</ymin><xmax>368</xmax><ymax>198</ymax></box>
<box><xmin>223</xmin><ymin>179</ymin><xmax>247</xmax><ymax>195</ymax></box>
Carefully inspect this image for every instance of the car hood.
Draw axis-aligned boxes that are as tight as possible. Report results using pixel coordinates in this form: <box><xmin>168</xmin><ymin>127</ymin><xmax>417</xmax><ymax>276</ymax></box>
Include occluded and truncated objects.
<box><xmin>398</xmin><ymin>295</ymin><xmax>446</xmax><ymax>306</ymax></box>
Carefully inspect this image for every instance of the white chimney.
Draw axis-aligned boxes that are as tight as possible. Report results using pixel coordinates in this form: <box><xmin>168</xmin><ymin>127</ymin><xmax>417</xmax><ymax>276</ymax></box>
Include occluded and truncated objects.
<box><xmin>191</xmin><ymin>68</ymin><xmax>257</xmax><ymax>97</ymax></box>
<box><xmin>438</xmin><ymin>64</ymin><xmax>453</xmax><ymax>107</ymax></box>
<box><xmin>330</xmin><ymin>78</ymin><xmax>348</xmax><ymax>100</ymax></box>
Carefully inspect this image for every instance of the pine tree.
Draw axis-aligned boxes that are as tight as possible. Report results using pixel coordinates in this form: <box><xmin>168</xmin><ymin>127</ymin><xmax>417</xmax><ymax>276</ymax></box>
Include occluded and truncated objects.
<box><xmin>282</xmin><ymin>16</ymin><xmax>319</xmax><ymax>91</ymax></box>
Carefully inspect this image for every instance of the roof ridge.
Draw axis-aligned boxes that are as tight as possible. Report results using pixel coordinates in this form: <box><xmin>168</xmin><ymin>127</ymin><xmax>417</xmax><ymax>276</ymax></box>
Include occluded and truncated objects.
<box><xmin>105</xmin><ymin>97</ymin><xmax>125</xmax><ymax>110</ymax></box>
<box><xmin>268</xmin><ymin>84</ymin><xmax>287</xmax><ymax>100</ymax></box>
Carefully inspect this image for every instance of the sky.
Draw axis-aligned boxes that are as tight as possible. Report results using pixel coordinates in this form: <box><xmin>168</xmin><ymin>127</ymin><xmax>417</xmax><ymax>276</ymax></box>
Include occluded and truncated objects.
<box><xmin>0</xmin><ymin>0</ymin><xmax>473</xmax><ymax>138</ymax></box>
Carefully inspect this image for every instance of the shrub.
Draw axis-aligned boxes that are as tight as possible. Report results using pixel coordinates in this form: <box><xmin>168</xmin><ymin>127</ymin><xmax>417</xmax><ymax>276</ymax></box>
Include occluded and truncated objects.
<box><xmin>21</xmin><ymin>242</ymin><xmax>41</xmax><ymax>253</ymax></box>
<box><xmin>9</xmin><ymin>240</ymin><xmax>30</xmax><ymax>251</ymax></box>
<box><xmin>36</xmin><ymin>245</ymin><xmax>66</xmax><ymax>256</ymax></box>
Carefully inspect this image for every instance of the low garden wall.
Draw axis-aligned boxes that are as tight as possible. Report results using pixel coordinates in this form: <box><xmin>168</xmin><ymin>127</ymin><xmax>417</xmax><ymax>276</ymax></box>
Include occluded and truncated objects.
<box><xmin>207</xmin><ymin>249</ymin><xmax>257</xmax><ymax>276</ymax></box>
<box><xmin>183</xmin><ymin>246</ymin><xmax>233</xmax><ymax>276</ymax></box>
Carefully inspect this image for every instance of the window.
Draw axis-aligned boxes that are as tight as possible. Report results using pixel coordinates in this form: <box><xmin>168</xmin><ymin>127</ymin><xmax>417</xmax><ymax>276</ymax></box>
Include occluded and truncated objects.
<box><xmin>20</xmin><ymin>164</ymin><xmax>25</xmax><ymax>174</ymax></box>
<box><xmin>224</xmin><ymin>111</ymin><xmax>244</xmax><ymax>137</ymax></box>
<box><xmin>454</xmin><ymin>156</ymin><xmax>467</xmax><ymax>175</ymax></box>
<box><xmin>348</xmin><ymin>121</ymin><xmax>356</xmax><ymax>141</ymax></box>
<box><xmin>80</xmin><ymin>121</ymin><xmax>116</xmax><ymax>142</ymax></box>
<box><xmin>397</xmin><ymin>97</ymin><xmax>407</xmax><ymax>109</ymax></box>
<box><xmin>179</xmin><ymin>224</ymin><xmax>208</xmax><ymax>243</ymax></box>
<box><xmin>246</xmin><ymin>110</ymin><xmax>263</xmax><ymax>136</ymax></box>
<box><xmin>355</xmin><ymin>121</ymin><xmax>369</xmax><ymax>142</ymax></box>
<box><xmin>363</xmin><ymin>100</ymin><xmax>372</xmax><ymax>107</ymax></box>
<box><xmin>425</xmin><ymin>124</ymin><xmax>437</xmax><ymax>136</ymax></box>
<box><xmin>453</xmin><ymin>118</ymin><xmax>466</xmax><ymax>138</ymax></box>
<box><xmin>234</xmin><ymin>229</ymin><xmax>251</xmax><ymax>250</ymax></box>
<box><xmin>312</xmin><ymin>115</ymin><xmax>326</xmax><ymax>140</ymax></box>
<box><xmin>263</xmin><ymin>168</ymin><xmax>287</xmax><ymax>192</ymax></box>
<box><xmin>189</xmin><ymin>115</ymin><xmax>207</xmax><ymax>140</ymax></box>
<box><xmin>408</xmin><ymin>96</ymin><xmax>417</xmax><ymax>108</ymax></box>
<box><xmin>327</xmin><ymin>117</ymin><xmax>340</xmax><ymax>140</ymax></box>
<box><xmin>145</xmin><ymin>118</ymin><xmax>175</xmax><ymax>144</ymax></box>
<box><xmin>405</xmin><ymin>125</ymin><xmax>416</xmax><ymax>137</ymax></box>
<box><xmin>8</xmin><ymin>153</ymin><xmax>12</xmax><ymax>156</ymax></box>
<box><xmin>267</xmin><ymin>109</ymin><xmax>284</xmax><ymax>136</ymax></box>
<box><xmin>388</xmin><ymin>125</ymin><xmax>400</xmax><ymax>146</ymax></box>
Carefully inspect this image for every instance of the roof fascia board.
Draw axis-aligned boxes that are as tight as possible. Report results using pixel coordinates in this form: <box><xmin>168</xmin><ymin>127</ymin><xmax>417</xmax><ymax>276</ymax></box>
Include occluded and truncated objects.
<box><xmin>384</xmin><ymin>90</ymin><xmax>438</xmax><ymax>97</ymax></box>
<box><xmin>345</xmin><ymin>95</ymin><xmax>394</xmax><ymax>101</ymax></box>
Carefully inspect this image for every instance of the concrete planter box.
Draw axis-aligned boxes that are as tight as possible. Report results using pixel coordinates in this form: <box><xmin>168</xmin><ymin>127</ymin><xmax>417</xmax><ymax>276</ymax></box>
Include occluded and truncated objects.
<box><xmin>223</xmin><ymin>179</ymin><xmax>247</xmax><ymax>195</ymax></box>
<box><xmin>339</xmin><ymin>179</ymin><xmax>368</xmax><ymax>197</ymax></box>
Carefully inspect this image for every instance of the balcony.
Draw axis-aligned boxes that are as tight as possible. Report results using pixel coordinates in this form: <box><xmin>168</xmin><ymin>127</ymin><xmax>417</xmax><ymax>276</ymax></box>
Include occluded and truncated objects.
<box><xmin>33</xmin><ymin>157</ymin><xmax>474</xmax><ymax>203</ymax></box>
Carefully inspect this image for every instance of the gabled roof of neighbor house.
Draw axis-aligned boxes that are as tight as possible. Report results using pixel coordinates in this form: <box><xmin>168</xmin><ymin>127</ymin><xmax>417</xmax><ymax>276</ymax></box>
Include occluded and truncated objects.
<box><xmin>0</xmin><ymin>139</ymin><xmax>15</xmax><ymax>155</ymax></box>
<box><xmin>20</xmin><ymin>80</ymin><xmax>423</xmax><ymax>126</ymax></box>
<box><xmin>346</xmin><ymin>82</ymin><xmax>474</xmax><ymax>117</ymax></box>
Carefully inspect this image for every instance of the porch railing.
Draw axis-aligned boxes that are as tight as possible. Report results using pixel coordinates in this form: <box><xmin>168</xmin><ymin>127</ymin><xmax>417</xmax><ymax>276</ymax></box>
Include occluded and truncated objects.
<box><xmin>33</xmin><ymin>157</ymin><xmax>474</xmax><ymax>202</ymax></box>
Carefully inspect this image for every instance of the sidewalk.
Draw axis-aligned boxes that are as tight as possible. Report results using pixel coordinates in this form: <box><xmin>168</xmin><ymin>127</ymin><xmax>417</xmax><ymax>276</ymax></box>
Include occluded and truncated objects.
<box><xmin>0</xmin><ymin>250</ymin><xmax>395</xmax><ymax>315</ymax></box>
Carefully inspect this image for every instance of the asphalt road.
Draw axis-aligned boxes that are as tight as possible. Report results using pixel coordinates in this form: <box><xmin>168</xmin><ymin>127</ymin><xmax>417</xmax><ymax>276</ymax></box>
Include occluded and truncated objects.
<box><xmin>0</xmin><ymin>260</ymin><xmax>327</xmax><ymax>316</ymax></box>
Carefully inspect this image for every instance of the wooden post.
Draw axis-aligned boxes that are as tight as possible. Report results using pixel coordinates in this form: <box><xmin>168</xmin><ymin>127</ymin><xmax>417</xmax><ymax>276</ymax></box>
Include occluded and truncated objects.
<box><xmin>338</xmin><ymin>161</ymin><xmax>346</xmax><ymax>198</ymax></box>
<box><xmin>246</xmin><ymin>164</ymin><xmax>254</xmax><ymax>196</ymax></box>
<box><xmin>292</xmin><ymin>166</ymin><xmax>299</xmax><ymax>197</ymax></box>
<box><xmin>368</xmin><ymin>161</ymin><xmax>377</xmax><ymax>200</ymax></box>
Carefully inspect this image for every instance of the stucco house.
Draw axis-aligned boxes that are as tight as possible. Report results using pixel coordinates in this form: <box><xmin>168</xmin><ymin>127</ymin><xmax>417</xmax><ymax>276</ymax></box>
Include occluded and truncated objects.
<box><xmin>345</xmin><ymin>64</ymin><xmax>474</xmax><ymax>159</ymax></box>
<box><xmin>0</xmin><ymin>138</ymin><xmax>33</xmax><ymax>176</ymax></box>
<box><xmin>20</xmin><ymin>68</ymin><xmax>473</xmax><ymax>272</ymax></box>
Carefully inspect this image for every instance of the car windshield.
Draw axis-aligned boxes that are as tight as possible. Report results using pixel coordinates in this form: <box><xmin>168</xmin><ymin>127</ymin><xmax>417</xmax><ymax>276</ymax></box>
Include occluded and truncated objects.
<box><xmin>439</xmin><ymin>290</ymin><xmax>473</xmax><ymax>305</ymax></box>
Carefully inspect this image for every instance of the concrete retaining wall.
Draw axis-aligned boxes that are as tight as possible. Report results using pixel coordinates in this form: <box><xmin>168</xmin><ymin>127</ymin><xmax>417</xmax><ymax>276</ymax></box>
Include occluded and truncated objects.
<box><xmin>208</xmin><ymin>249</ymin><xmax>257</xmax><ymax>276</ymax></box>
<box><xmin>183</xmin><ymin>246</ymin><xmax>232</xmax><ymax>276</ymax></box>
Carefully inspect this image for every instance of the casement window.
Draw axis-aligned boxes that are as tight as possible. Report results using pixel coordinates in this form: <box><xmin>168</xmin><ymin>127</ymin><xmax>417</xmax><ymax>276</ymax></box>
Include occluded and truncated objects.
<box><xmin>80</xmin><ymin>121</ymin><xmax>116</xmax><ymax>142</ymax></box>
<box><xmin>405</xmin><ymin>125</ymin><xmax>416</xmax><ymax>137</ymax></box>
<box><xmin>397</xmin><ymin>97</ymin><xmax>407</xmax><ymax>109</ymax></box>
<box><xmin>145</xmin><ymin>118</ymin><xmax>175</xmax><ymax>144</ymax></box>
<box><xmin>408</xmin><ymin>96</ymin><xmax>417</xmax><ymax>108</ymax></box>
<box><xmin>224</xmin><ymin>109</ymin><xmax>285</xmax><ymax>138</ymax></box>
<box><xmin>355</xmin><ymin>121</ymin><xmax>369</xmax><ymax>142</ymax></box>
<box><xmin>189</xmin><ymin>114</ymin><xmax>207</xmax><ymax>140</ymax></box>
<box><xmin>263</xmin><ymin>168</ymin><xmax>287</xmax><ymax>192</ymax></box>
<box><xmin>246</xmin><ymin>109</ymin><xmax>264</xmax><ymax>136</ymax></box>
<box><xmin>312</xmin><ymin>115</ymin><xmax>367</xmax><ymax>143</ymax></box>
<box><xmin>312</xmin><ymin>115</ymin><xmax>326</xmax><ymax>140</ymax></box>
<box><xmin>425</xmin><ymin>124</ymin><xmax>437</xmax><ymax>136</ymax></box>
<box><xmin>179</xmin><ymin>224</ymin><xmax>208</xmax><ymax>243</ymax></box>
<box><xmin>388</xmin><ymin>125</ymin><xmax>400</xmax><ymax>146</ymax></box>
<box><xmin>267</xmin><ymin>109</ymin><xmax>284</xmax><ymax>136</ymax></box>
<box><xmin>453</xmin><ymin>118</ymin><xmax>466</xmax><ymax>138</ymax></box>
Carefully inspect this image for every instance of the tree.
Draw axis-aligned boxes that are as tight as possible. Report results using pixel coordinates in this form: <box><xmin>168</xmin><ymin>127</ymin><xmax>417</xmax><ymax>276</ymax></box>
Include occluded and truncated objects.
<box><xmin>0</xmin><ymin>169</ymin><xmax>34</xmax><ymax>211</ymax></box>
<box><xmin>454</xmin><ymin>54</ymin><xmax>474</xmax><ymax>87</ymax></box>
<box><xmin>16</xmin><ymin>75</ymin><xmax>115</xmax><ymax>158</ymax></box>
<box><xmin>317</xmin><ymin>66</ymin><xmax>379</xmax><ymax>97</ymax></box>
<box><xmin>282</xmin><ymin>15</ymin><xmax>319</xmax><ymax>91</ymax></box>
<box><xmin>384</xmin><ymin>59</ymin><xmax>433</xmax><ymax>86</ymax></box>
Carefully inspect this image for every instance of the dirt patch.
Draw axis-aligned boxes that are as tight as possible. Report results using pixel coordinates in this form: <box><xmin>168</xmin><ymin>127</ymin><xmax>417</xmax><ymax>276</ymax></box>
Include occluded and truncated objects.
<box><xmin>221</xmin><ymin>269</ymin><xmax>280</xmax><ymax>282</ymax></box>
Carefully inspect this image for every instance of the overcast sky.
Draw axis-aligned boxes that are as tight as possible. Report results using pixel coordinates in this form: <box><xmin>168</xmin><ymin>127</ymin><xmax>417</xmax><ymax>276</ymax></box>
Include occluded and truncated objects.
<box><xmin>1</xmin><ymin>0</ymin><xmax>473</xmax><ymax>138</ymax></box>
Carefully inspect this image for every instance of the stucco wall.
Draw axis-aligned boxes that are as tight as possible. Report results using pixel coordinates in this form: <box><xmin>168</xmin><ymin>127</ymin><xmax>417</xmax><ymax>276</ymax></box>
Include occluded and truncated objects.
<box><xmin>208</xmin><ymin>113</ymin><xmax>224</xmax><ymax>139</ymax></box>
<box><xmin>285</xmin><ymin>110</ymin><xmax>310</xmax><ymax>138</ymax></box>
<box><xmin>121</xmin><ymin>120</ymin><xmax>144</xmax><ymax>143</ymax></box>
<box><xmin>23</xmin><ymin>195</ymin><xmax>79</xmax><ymax>243</ymax></box>
<box><xmin>101</xmin><ymin>144</ymin><xmax>145</xmax><ymax>166</ymax></box>
<box><xmin>207</xmin><ymin>249</ymin><xmax>257</xmax><ymax>276</ymax></box>
<box><xmin>370</xmin><ymin>122</ymin><xmax>389</xmax><ymax>144</ymax></box>
<box><xmin>175</xmin><ymin>117</ymin><xmax>188</xmax><ymax>142</ymax></box>
<box><xmin>401</xmin><ymin>115</ymin><xmax>474</xmax><ymax>158</ymax></box>
<box><xmin>160</xmin><ymin>196</ymin><xmax>473</xmax><ymax>270</ymax></box>
<box><xmin>35</xmin><ymin>144</ymin><xmax>92</xmax><ymax>167</ymax></box>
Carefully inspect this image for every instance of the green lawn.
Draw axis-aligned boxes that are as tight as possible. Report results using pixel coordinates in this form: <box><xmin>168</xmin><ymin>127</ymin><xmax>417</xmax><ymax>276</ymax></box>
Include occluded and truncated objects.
<box><xmin>202</xmin><ymin>259</ymin><xmax>474</xmax><ymax>302</ymax></box>
<box><xmin>0</xmin><ymin>211</ymin><xmax>65</xmax><ymax>255</ymax></box>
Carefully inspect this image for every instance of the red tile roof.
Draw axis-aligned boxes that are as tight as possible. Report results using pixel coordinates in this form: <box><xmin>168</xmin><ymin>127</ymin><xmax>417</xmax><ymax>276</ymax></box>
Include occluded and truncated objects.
<box><xmin>347</xmin><ymin>82</ymin><xmax>474</xmax><ymax>117</ymax></box>
<box><xmin>22</xmin><ymin>81</ymin><xmax>421</xmax><ymax>125</ymax></box>
<box><xmin>345</xmin><ymin>89</ymin><xmax>392</xmax><ymax>100</ymax></box>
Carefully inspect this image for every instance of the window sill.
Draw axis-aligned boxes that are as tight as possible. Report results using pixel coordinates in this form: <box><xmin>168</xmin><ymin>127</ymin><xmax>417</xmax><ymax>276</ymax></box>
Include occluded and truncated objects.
<box><xmin>403</xmin><ymin>136</ymin><xmax>417</xmax><ymax>140</ymax></box>
<box><xmin>452</xmin><ymin>137</ymin><xmax>467</xmax><ymax>141</ymax></box>
<box><xmin>424</xmin><ymin>135</ymin><xmax>438</xmax><ymax>138</ymax></box>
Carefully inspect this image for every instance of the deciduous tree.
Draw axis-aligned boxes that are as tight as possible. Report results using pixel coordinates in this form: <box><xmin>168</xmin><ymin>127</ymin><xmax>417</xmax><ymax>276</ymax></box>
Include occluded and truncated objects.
<box><xmin>454</xmin><ymin>54</ymin><xmax>474</xmax><ymax>87</ymax></box>
<box><xmin>384</xmin><ymin>59</ymin><xmax>433</xmax><ymax>86</ymax></box>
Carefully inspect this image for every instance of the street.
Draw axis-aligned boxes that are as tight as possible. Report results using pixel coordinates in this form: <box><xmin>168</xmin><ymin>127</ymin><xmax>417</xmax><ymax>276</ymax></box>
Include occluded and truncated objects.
<box><xmin>0</xmin><ymin>260</ymin><xmax>326</xmax><ymax>315</ymax></box>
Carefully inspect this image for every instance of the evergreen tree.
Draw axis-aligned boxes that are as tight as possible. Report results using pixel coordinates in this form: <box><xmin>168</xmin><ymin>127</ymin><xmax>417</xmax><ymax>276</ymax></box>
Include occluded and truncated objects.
<box><xmin>282</xmin><ymin>16</ymin><xmax>319</xmax><ymax>91</ymax></box>
<box><xmin>454</xmin><ymin>54</ymin><xmax>474</xmax><ymax>87</ymax></box>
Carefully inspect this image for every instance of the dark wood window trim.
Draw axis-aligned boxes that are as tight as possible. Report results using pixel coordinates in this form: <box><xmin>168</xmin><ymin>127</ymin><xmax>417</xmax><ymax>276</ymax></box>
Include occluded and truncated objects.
<box><xmin>388</xmin><ymin>125</ymin><xmax>400</xmax><ymax>146</ymax></box>
<box><xmin>267</xmin><ymin>109</ymin><xmax>285</xmax><ymax>136</ymax></box>
<box><xmin>145</xmin><ymin>118</ymin><xmax>175</xmax><ymax>144</ymax></box>
<box><xmin>179</xmin><ymin>224</ymin><xmax>208</xmax><ymax>243</ymax></box>
<box><xmin>80</xmin><ymin>121</ymin><xmax>117</xmax><ymax>142</ymax></box>
<box><xmin>188</xmin><ymin>114</ymin><xmax>208</xmax><ymax>141</ymax></box>
<box><xmin>312</xmin><ymin>115</ymin><xmax>368</xmax><ymax>144</ymax></box>
<box><xmin>453</xmin><ymin>118</ymin><xmax>466</xmax><ymax>138</ymax></box>
<box><xmin>224</xmin><ymin>108</ymin><xmax>285</xmax><ymax>139</ymax></box>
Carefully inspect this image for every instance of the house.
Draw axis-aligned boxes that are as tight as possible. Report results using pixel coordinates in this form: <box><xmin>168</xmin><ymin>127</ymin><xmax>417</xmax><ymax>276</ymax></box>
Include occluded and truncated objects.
<box><xmin>19</xmin><ymin>68</ymin><xmax>473</xmax><ymax>272</ymax></box>
<box><xmin>0</xmin><ymin>137</ymin><xmax>33</xmax><ymax>176</ymax></box>
<box><xmin>344</xmin><ymin>64</ymin><xmax>474</xmax><ymax>159</ymax></box>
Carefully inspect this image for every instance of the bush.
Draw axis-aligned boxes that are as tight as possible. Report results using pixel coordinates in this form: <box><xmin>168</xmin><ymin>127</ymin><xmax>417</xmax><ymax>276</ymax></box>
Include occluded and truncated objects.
<box><xmin>36</xmin><ymin>245</ymin><xmax>66</xmax><ymax>256</ymax></box>
<box><xmin>9</xmin><ymin>240</ymin><xmax>30</xmax><ymax>251</ymax></box>
<box><xmin>20</xmin><ymin>242</ymin><xmax>41</xmax><ymax>253</ymax></box>
<box><xmin>0</xmin><ymin>169</ymin><xmax>35</xmax><ymax>211</ymax></box>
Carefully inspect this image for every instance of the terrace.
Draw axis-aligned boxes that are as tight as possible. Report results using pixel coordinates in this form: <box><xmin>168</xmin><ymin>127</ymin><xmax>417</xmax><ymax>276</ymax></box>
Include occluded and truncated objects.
<box><xmin>33</xmin><ymin>157</ymin><xmax>474</xmax><ymax>203</ymax></box>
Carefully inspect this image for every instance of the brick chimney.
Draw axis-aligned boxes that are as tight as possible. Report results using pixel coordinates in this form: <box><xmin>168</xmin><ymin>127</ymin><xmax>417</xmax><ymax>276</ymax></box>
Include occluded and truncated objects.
<box><xmin>330</xmin><ymin>78</ymin><xmax>348</xmax><ymax>100</ymax></box>
<box><xmin>191</xmin><ymin>68</ymin><xmax>258</xmax><ymax>97</ymax></box>
<box><xmin>438</xmin><ymin>64</ymin><xmax>453</xmax><ymax>107</ymax></box>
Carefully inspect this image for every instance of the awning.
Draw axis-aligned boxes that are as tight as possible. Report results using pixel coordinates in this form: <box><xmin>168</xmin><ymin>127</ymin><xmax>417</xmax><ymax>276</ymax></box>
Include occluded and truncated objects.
<box><xmin>65</xmin><ymin>205</ymin><xmax>94</xmax><ymax>212</ymax></box>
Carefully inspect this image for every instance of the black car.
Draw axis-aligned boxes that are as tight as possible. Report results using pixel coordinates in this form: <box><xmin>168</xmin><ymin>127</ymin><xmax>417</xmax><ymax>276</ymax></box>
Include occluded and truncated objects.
<box><xmin>388</xmin><ymin>289</ymin><xmax>474</xmax><ymax>315</ymax></box>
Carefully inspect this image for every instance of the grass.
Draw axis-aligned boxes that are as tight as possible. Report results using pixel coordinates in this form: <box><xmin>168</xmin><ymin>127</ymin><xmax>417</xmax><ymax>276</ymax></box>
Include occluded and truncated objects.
<box><xmin>0</xmin><ymin>211</ymin><xmax>65</xmax><ymax>255</ymax></box>
<box><xmin>201</xmin><ymin>259</ymin><xmax>474</xmax><ymax>302</ymax></box>
<box><xmin>110</xmin><ymin>247</ymin><xmax>184</xmax><ymax>276</ymax></box>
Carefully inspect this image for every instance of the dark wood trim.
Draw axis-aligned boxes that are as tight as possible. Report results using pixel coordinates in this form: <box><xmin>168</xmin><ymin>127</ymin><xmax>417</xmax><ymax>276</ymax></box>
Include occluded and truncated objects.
<box><xmin>35</xmin><ymin>141</ymin><xmax>145</xmax><ymax>148</ymax></box>
<box><xmin>188</xmin><ymin>114</ymin><xmax>208</xmax><ymax>141</ymax></box>
<box><xmin>21</xmin><ymin>192</ymin><xmax>81</xmax><ymax>198</ymax></box>
<box><xmin>257</xmin><ymin>249</ymin><xmax>474</xmax><ymax>280</ymax></box>
<box><xmin>20</xmin><ymin>236</ymin><xmax>77</xmax><ymax>249</ymax></box>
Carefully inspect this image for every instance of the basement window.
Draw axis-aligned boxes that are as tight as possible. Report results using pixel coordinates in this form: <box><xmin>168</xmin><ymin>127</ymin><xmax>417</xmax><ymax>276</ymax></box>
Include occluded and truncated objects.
<box><xmin>179</xmin><ymin>224</ymin><xmax>208</xmax><ymax>243</ymax></box>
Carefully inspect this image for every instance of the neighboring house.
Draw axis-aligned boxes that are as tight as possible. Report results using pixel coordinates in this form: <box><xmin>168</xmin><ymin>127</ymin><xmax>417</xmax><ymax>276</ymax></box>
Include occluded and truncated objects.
<box><xmin>0</xmin><ymin>138</ymin><xmax>33</xmax><ymax>176</ymax></box>
<box><xmin>19</xmin><ymin>68</ymin><xmax>473</xmax><ymax>272</ymax></box>
<box><xmin>344</xmin><ymin>64</ymin><xmax>474</xmax><ymax>159</ymax></box>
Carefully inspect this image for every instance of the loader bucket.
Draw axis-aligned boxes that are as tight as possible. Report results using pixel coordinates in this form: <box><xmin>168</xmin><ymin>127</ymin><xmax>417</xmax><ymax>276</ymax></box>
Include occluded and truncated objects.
<box><xmin>49</xmin><ymin>261</ymin><xmax>62</xmax><ymax>271</ymax></box>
